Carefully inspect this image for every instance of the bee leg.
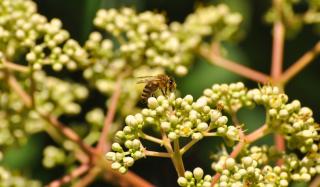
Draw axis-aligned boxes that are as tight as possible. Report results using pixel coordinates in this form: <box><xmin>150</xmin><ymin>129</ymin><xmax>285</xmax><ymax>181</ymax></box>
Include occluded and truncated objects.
<box><xmin>160</xmin><ymin>88</ymin><xmax>166</xmax><ymax>96</ymax></box>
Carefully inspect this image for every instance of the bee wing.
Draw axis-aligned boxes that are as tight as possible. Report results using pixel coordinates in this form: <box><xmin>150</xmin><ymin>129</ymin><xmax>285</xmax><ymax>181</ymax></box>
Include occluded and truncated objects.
<box><xmin>136</xmin><ymin>76</ymin><xmax>159</xmax><ymax>84</ymax></box>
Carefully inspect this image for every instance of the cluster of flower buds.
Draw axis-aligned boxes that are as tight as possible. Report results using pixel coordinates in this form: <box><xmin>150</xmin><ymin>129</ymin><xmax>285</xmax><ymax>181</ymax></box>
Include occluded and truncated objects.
<box><xmin>0</xmin><ymin>166</ymin><xmax>41</xmax><ymax>187</ymax></box>
<box><xmin>177</xmin><ymin>167</ymin><xmax>212</xmax><ymax>187</ymax></box>
<box><xmin>0</xmin><ymin>0</ymin><xmax>87</xmax><ymax>71</ymax></box>
<box><xmin>33</xmin><ymin>71</ymin><xmax>88</xmax><ymax>116</ymax></box>
<box><xmin>203</xmin><ymin>82</ymin><xmax>253</xmax><ymax>113</ymax></box>
<box><xmin>181</xmin><ymin>4</ymin><xmax>242</xmax><ymax>41</ymax></box>
<box><xmin>247</xmin><ymin>85</ymin><xmax>319</xmax><ymax>153</ymax></box>
<box><xmin>42</xmin><ymin>146</ymin><xmax>66</xmax><ymax>168</ymax></box>
<box><xmin>105</xmin><ymin>139</ymin><xmax>144</xmax><ymax>174</ymax></box>
<box><xmin>0</xmin><ymin>90</ymin><xmax>45</xmax><ymax>146</ymax></box>
<box><xmin>212</xmin><ymin>144</ymin><xmax>320</xmax><ymax>186</ymax></box>
<box><xmin>106</xmin><ymin>93</ymin><xmax>243</xmax><ymax>172</ymax></box>
<box><xmin>265</xmin><ymin>0</ymin><xmax>320</xmax><ymax>36</ymax></box>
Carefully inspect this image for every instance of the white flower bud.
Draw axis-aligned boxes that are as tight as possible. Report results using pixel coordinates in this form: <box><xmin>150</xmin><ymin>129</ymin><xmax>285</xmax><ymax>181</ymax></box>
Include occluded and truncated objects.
<box><xmin>123</xmin><ymin>157</ymin><xmax>134</xmax><ymax>167</ymax></box>
<box><xmin>105</xmin><ymin>152</ymin><xmax>116</xmax><ymax>161</ymax></box>
<box><xmin>242</xmin><ymin>156</ymin><xmax>253</xmax><ymax>167</ymax></box>
<box><xmin>216</xmin><ymin>116</ymin><xmax>228</xmax><ymax>126</ymax></box>
<box><xmin>193</xmin><ymin>167</ymin><xmax>204</xmax><ymax>180</ymax></box>
<box><xmin>225</xmin><ymin>158</ymin><xmax>235</xmax><ymax>170</ymax></box>
<box><xmin>147</xmin><ymin>97</ymin><xmax>158</xmax><ymax>109</ymax></box>
<box><xmin>192</xmin><ymin>132</ymin><xmax>203</xmax><ymax>140</ymax></box>
<box><xmin>161</xmin><ymin>122</ymin><xmax>171</xmax><ymax>131</ymax></box>
<box><xmin>168</xmin><ymin>132</ymin><xmax>177</xmax><ymax>140</ymax></box>
<box><xmin>197</xmin><ymin>122</ymin><xmax>208</xmax><ymax>131</ymax></box>
<box><xmin>111</xmin><ymin>162</ymin><xmax>121</xmax><ymax>170</ymax></box>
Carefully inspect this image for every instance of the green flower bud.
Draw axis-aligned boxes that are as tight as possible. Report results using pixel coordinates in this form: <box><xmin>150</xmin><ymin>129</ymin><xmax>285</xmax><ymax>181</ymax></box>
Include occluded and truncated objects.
<box><xmin>168</xmin><ymin>132</ymin><xmax>177</xmax><ymax>140</ymax></box>
<box><xmin>177</xmin><ymin>177</ymin><xmax>188</xmax><ymax>186</ymax></box>
<box><xmin>184</xmin><ymin>171</ymin><xmax>193</xmax><ymax>179</ymax></box>
<box><xmin>132</xmin><ymin>139</ymin><xmax>141</xmax><ymax>149</ymax></box>
<box><xmin>119</xmin><ymin>166</ymin><xmax>127</xmax><ymax>174</ymax></box>
<box><xmin>112</xmin><ymin>143</ymin><xmax>123</xmax><ymax>152</ymax></box>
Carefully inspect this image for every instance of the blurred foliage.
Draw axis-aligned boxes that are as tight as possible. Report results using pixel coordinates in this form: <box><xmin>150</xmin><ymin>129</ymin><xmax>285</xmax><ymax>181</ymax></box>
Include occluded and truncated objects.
<box><xmin>1</xmin><ymin>0</ymin><xmax>320</xmax><ymax>186</ymax></box>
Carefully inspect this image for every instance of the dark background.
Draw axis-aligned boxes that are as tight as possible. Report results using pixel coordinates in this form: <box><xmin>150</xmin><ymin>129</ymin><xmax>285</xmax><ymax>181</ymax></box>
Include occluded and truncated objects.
<box><xmin>3</xmin><ymin>0</ymin><xmax>319</xmax><ymax>186</ymax></box>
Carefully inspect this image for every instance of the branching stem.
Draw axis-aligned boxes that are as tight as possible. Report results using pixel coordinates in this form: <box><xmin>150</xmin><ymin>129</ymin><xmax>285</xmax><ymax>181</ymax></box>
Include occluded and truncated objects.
<box><xmin>97</xmin><ymin>77</ymin><xmax>122</xmax><ymax>153</ymax></box>
<box><xmin>47</xmin><ymin>164</ymin><xmax>90</xmax><ymax>187</ymax></box>
<box><xmin>199</xmin><ymin>45</ymin><xmax>271</xmax><ymax>84</ymax></box>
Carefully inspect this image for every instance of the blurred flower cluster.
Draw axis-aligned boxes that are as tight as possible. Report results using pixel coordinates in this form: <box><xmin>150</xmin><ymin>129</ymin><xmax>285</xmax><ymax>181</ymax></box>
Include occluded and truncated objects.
<box><xmin>265</xmin><ymin>0</ymin><xmax>320</xmax><ymax>36</ymax></box>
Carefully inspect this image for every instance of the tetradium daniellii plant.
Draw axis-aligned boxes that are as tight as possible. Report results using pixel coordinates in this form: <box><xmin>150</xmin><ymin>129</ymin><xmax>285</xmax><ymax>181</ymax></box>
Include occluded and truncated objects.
<box><xmin>0</xmin><ymin>0</ymin><xmax>320</xmax><ymax>186</ymax></box>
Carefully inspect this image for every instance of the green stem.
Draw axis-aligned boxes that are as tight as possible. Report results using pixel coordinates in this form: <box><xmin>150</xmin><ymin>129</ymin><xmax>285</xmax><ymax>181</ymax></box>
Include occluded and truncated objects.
<box><xmin>180</xmin><ymin>139</ymin><xmax>200</xmax><ymax>155</ymax></box>
<box><xmin>140</xmin><ymin>132</ymin><xmax>163</xmax><ymax>145</ymax></box>
<box><xmin>172</xmin><ymin>139</ymin><xmax>185</xmax><ymax>177</ymax></box>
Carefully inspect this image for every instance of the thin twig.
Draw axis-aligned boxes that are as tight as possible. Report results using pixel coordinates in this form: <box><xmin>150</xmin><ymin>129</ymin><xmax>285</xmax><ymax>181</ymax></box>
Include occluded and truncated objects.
<box><xmin>199</xmin><ymin>45</ymin><xmax>271</xmax><ymax>84</ymax></box>
<box><xmin>280</xmin><ymin>41</ymin><xmax>320</xmax><ymax>84</ymax></box>
<box><xmin>140</xmin><ymin>132</ymin><xmax>163</xmax><ymax>145</ymax></box>
<box><xmin>2</xmin><ymin>60</ymin><xmax>30</xmax><ymax>73</ymax></box>
<box><xmin>145</xmin><ymin>150</ymin><xmax>171</xmax><ymax>158</ymax></box>
<box><xmin>74</xmin><ymin>167</ymin><xmax>101</xmax><ymax>187</ymax></box>
<box><xmin>39</xmin><ymin>112</ymin><xmax>95</xmax><ymax>155</ymax></box>
<box><xmin>47</xmin><ymin>164</ymin><xmax>90</xmax><ymax>187</ymax></box>
<box><xmin>180</xmin><ymin>139</ymin><xmax>201</xmax><ymax>155</ymax></box>
<box><xmin>7</xmin><ymin>73</ymin><xmax>32</xmax><ymax>107</ymax></box>
<box><xmin>310</xmin><ymin>175</ymin><xmax>320</xmax><ymax>187</ymax></box>
<box><xmin>97</xmin><ymin>77</ymin><xmax>122</xmax><ymax>153</ymax></box>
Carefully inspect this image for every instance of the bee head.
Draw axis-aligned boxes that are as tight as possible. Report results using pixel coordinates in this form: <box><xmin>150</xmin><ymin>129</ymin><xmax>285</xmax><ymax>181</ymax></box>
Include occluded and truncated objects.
<box><xmin>168</xmin><ymin>77</ymin><xmax>176</xmax><ymax>92</ymax></box>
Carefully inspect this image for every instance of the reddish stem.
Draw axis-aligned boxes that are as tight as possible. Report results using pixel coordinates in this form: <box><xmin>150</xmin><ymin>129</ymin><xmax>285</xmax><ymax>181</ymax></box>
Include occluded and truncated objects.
<box><xmin>97</xmin><ymin>77</ymin><xmax>122</xmax><ymax>153</ymax></box>
<box><xmin>271</xmin><ymin>21</ymin><xmax>285</xmax><ymax>81</ymax></box>
<box><xmin>74</xmin><ymin>167</ymin><xmax>101</xmax><ymax>187</ymax></box>
<box><xmin>271</xmin><ymin>0</ymin><xmax>286</xmax><ymax>164</ymax></box>
<box><xmin>199</xmin><ymin>46</ymin><xmax>271</xmax><ymax>84</ymax></box>
<box><xmin>47</xmin><ymin>164</ymin><xmax>90</xmax><ymax>187</ymax></box>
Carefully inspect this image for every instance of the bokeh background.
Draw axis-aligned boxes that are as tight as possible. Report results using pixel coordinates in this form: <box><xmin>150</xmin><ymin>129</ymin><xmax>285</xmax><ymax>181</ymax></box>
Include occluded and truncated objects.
<box><xmin>2</xmin><ymin>0</ymin><xmax>319</xmax><ymax>186</ymax></box>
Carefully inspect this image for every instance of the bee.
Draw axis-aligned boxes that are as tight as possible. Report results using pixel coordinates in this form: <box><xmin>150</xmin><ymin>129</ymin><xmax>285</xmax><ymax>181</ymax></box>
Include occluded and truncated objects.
<box><xmin>137</xmin><ymin>74</ymin><xmax>176</xmax><ymax>100</ymax></box>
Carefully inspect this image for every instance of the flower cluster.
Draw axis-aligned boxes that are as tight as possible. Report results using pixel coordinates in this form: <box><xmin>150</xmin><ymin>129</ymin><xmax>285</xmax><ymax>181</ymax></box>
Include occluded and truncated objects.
<box><xmin>0</xmin><ymin>88</ymin><xmax>45</xmax><ymax>146</ymax></box>
<box><xmin>0</xmin><ymin>166</ymin><xmax>41</xmax><ymax>187</ymax></box>
<box><xmin>106</xmin><ymin>83</ymin><xmax>320</xmax><ymax>186</ymax></box>
<box><xmin>42</xmin><ymin>146</ymin><xmax>66</xmax><ymax>168</ymax></box>
<box><xmin>211</xmin><ymin>144</ymin><xmax>320</xmax><ymax>186</ymax></box>
<box><xmin>177</xmin><ymin>168</ymin><xmax>212</xmax><ymax>187</ymax></box>
<box><xmin>106</xmin><ymin>93</ymin><xmax>242</xmax><ymax>172</ymax></box>
<box><xmin>265</xmin><ymin>0</ymin><xmax>320</xmax><ymax>36</ymax></box>
<box><xmin>32</xmin><ymin>71</ymin><xmax>88</xmax><ymax>116</ymax></box>
<box><xmin>0</xmin><ymin>0</ymin><xmax>87</xmax><ymax>70</ymax></box>
<box><xmin>247</xmin><ymin>86</ymin><xmax>319</xmax><ymax>153</ymax></box>
<box><xmin>82</xmin><ymin>6</ymin><xmax>242</xmax><ymax>102</ymax></box>
<box><xmin>203</xmin><ymin>82</ymin><xmax>253</xmax><ymax>113</ymax></box>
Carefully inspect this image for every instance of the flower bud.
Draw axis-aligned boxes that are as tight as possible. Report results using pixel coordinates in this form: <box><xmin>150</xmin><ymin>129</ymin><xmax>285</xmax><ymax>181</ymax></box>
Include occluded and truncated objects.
<box><xmin>193</xmin><ymin>167</ymin><xmax>204</xmax><ymax>180</ymax></box>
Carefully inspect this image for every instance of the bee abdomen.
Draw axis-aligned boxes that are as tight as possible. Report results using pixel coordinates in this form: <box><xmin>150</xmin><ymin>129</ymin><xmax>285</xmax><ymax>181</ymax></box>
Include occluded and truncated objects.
<box><xmin>141</xmin><ymin>82</ymin><xmax>158</xmax><ymax>100</ymax></box>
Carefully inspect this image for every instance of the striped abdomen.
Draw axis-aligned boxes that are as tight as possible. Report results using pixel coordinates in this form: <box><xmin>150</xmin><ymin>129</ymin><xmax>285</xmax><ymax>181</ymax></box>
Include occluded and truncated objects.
<box><xmin>141</xmin><ymin>81</ymin><xmax>159</xmax><ymax>100</ymax></box>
